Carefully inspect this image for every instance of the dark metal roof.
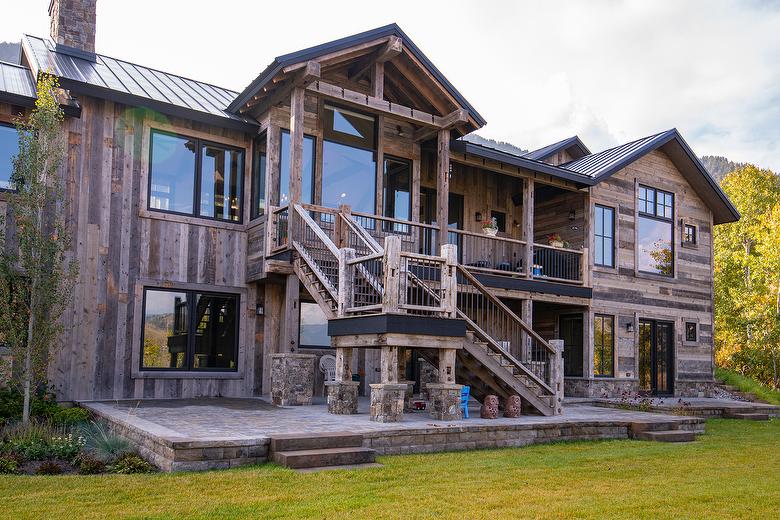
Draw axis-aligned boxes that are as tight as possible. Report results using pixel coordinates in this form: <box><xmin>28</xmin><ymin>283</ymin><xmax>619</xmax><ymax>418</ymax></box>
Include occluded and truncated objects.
<box><xmin>562</xmin><ymin>130</ymin><xmax>672</xmax><ymax>177</ymax></box>
<box><xmin>228</xmin><ymin>23</ymin><xmax>486</xmax><ymax>126</ymax></box>
<box><xmin>450</xmin><ymin>139</ymin><xmax>594</xmax><ymax>188</ymax></box>
<box><xmin>0</xmin><ymin>60</ymin><xmax>37</xmax><ymax>105</ymax></box>
<box><xmin>523</xmin><ymin>135</ymin><xmax>590</xmax><ymax>161</ymax></box>
<box><xmin>21</xmin><ymin>34</ymin><xmax>257</xmax><ymax>131</ymax></box>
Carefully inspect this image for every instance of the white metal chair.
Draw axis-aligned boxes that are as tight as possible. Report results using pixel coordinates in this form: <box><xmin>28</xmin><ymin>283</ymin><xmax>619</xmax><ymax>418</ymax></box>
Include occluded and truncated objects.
<box><xmin>319</xmin><ymin>354</ymin><xmax>337</xmax><ymax>390</ymax></box>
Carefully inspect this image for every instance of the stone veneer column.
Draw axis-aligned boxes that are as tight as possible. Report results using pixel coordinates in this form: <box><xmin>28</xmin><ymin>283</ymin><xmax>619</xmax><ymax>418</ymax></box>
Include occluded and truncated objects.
<box><xmin>369</xmin><ymin>383</ymin><xmax>407</xmax><ymax>422</ymax></box>
<box><xmin>325</xmin><ymin>381</ymin><xmax>359</xmax><ymax>414</ymax></box>
<box><xmin>399</xmin><ymin>380</ymin><xmax>416</xmax><ymax>412</ymax></box>
<box><xmin>270</xmin><ymin>353</ymin><xmax>315</xmax><ymax>406</ymax></box>
<box><xmin>426</xmin><ymin>383</ymin><xmax>463</xmax><ymax>420</ymax></box>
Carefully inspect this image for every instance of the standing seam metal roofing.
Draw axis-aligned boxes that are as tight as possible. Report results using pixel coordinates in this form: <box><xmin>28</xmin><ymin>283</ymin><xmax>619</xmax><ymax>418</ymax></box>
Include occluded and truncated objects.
<box><xmin>561</xmin><ymin>130</ymin><xmax>673</xmax><ymax>177</ymax></box>
<box><xmin>21</xmin><ymin>34</ymin><xmax>256</xmax><ymax>128</ymax></box>
<box><xmin>523</xmin><ymin>135</ymin><xmax>591</xmax><ymax>161</ymax></box>
<box><xmin>0</xmin><ymin>60</ymin><xmax>37</xmax><ymax>104</ymax></box>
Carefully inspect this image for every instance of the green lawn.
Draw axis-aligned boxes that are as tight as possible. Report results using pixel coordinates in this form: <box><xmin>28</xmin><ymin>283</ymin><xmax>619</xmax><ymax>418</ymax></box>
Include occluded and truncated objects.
<box><xmin>1</xmin><ymin>419</ymin><xmax>778</xmax><ymax>519</ymax></box>
<box><xmin>716</xmin><ymin>368</ymin><xmax>780</xmax><ymax>405</ymax></box>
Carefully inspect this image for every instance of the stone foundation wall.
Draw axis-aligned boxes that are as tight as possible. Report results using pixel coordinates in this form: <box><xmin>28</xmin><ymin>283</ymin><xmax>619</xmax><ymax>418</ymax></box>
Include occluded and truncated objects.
<box><xmin>565</xmin><ymin>378</ymin><xmax>639</xmax><ymax>398</ymax></box>
<box><xmin>675</xmin><ymin>380</ymin><xmax>716</xmax><ymax>398</ymax></box>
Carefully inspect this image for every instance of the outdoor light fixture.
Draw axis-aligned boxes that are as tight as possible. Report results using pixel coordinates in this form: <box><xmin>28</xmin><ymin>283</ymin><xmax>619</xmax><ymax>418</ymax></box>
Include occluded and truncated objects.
<box><xmin>627</xmin><ymin>322</ymin><xmax>634</xmax><ymax>333</ymax></box>
<box><xmin>256</xmin><ymin>304</ymin><xmax>264</xmax><ymax>316</ymax></box>
<box><xmin>569</xmin><ymin>209</ymin><xmax>576</xmax><ymax>221</ymax></box>
<box><xmin>475</xmin><ymin>211</ymin><xmax>483</xmax><ymax>222</ymax></box>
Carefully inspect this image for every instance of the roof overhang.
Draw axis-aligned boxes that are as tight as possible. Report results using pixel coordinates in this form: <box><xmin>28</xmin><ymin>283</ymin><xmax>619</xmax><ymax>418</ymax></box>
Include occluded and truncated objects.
<box><xmin>525</xmin><ymin>136</ymin><xmax>591</xmax><ymax>162</ymax></box>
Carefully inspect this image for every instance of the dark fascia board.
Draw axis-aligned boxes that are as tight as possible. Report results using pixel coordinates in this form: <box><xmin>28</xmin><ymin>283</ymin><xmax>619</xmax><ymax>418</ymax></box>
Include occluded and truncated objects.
<box><xmin>55</xmin><ymin>77</ymin><xmax>257</xmax><ymax>133</ymax></box>
<box><xmin>328</xmin><ymin>314</ymin><xmax>467</xmax><ymax>338</ymax></box>
<box><xmin>588</xmin><ymin>129</ymin><xmax>740</xmax><ymax>224</ymax></box>
<box><xmin>473</xmin><ymin>273</ymin><xmax>594</xmax><ymax>298</ymax></box>
<box><xmin>0</xmin><ymin>92</ymin><xmax>82</xmax><ymax>119</ymax></box>
<box><xmin>227</xmin><ymin>23</ymin><xmax>486</xmax><ymax>126</ymax></box>
<box><xmin>525</xmin><ymin>136</ymin><xmax>591</xmax><ymax>162</ymax></box>
<box><xmin>450</xmin><ymin>139</ymin><xmax>594</xmax><ymax>188</ymax></box>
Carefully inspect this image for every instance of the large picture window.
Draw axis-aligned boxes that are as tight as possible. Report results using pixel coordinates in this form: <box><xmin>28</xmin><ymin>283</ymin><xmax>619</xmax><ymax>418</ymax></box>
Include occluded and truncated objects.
<box><xmin>594</xmin><ymin>314</ymin><xmax>614</xmax><ymax>377</ymax></box>
<box><xmin>594</xmin><ymin>205</ymin><xmax>615</xmax><ymax>267</ymax></box>
<box><xmin>141</xmin><ymin>288</ymin><xmax>239</xmax><ymax>371</ymax></box>
<box><xmin>148</xmin><ymin>130</ymin><xmax>244</xmax><ymax>222</ymax></box>
<box><xmin>637</xmin><ymin>185</ymin><xmax>674</xmax><ymax>276</ymax></box>
<box><xmin>299</xmin><ymin>302</ymin><xmax>330</xmax><ymax>349</ymax></box>
<box><xmin>279</xmin><ymin>130</ymin><xmax>315</xmax><ymax>206</ymax></box>
<box><xmin>1</xmin><ymin>123</ymin><xmax>19</xmax><ymax>190</ymax></box>
<box><xmin>322</xmin><ymin>104</ymin><xmax>376</xmax><ymax>213</ymax></box>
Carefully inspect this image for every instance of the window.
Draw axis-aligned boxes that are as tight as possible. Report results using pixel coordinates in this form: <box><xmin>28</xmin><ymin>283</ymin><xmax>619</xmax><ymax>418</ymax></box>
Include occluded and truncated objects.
<box><xmin>251</xmin><ymin>133</ymin><xmax>267</xmax><ymax>219</ymax></box>
<box><xmin>684</xmin><ymin>224</ymin><xmax>697</xmax><ymax>246</ymax></box>
<box><xmin>594</xmin><ymin>205</ymin><xmax>615</xmax><ymax>267</ymax></box>
<box><xmin>594</xmin><ymin>314</ymin><xmax>614</xmax><ymax>377</ymax></box>
<box><xmin>1</xmin><ymin>122</ymin><xmax>19</xmax><ymax>190</ymax></box>
<box><xmin>685</xmin><ymin>321</ymin><xmax>697</xmax><ymax>342</ymax></box>
<box><xmin>279</xmin><ymin>130</ymin><xmax>315</xmax><ymax>206</ymax></box>
<box><xmin>637</xmin><ymin>185</ymin><xmax>674</xmax><ymax>276</ymax></box>
<box><xmin>491</xmin><ymin>211</ymin><xmax>506</xmax><ymax>233</ymax></box>
<box><xmin>383</xmin><ymin>156</ymin><xmax>411</xmax><ymax>222</ymax></box>
<box><xmin>148</xmin><ymin>130</ymin><xmax>244</xmax><ymax>222</ymax></box>
<box><xmin>141</xmin><ymin>288</ymin><xmax>239</xmax><ymax>371</ymax></box>
<box><xmin>322</xmin><ymin>104</ymin><xmax>376</xmax><ymax>213</ymax></box>
<box><xmin>299</xmin><ymin>302</ymin><xmax>330</xmax><ymax>348</ymax></box>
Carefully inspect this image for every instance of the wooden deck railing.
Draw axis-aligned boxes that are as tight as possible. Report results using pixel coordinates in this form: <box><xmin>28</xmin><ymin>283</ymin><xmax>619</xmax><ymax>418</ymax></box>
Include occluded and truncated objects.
<box><xmin>450</xmin><ymin>228</ymin><xmax>527</xmax><ymax>276</ymax></box>
<box><xmin>532</xmin><ymin>243</ymin><xmax>586</xmax><ymax>285</ymax></box>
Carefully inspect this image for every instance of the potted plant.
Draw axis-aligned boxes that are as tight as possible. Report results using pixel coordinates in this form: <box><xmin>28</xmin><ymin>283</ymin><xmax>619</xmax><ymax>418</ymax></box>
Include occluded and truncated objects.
<box><xmin>547</xmin><ymin>233</ymin><xmax>564</xmax><ymax>248</ymax></box>
<box><xmin>481</xmin><ymin>217</ymin><xmax>498</xmax><ymax>236</ymax></box>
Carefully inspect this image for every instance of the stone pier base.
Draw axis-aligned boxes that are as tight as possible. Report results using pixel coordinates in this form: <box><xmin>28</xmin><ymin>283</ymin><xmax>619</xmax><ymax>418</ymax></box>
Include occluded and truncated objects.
<box><xmin>270</xmin><ymin>354</ymin><xmax>315</xmax><ymax>406</ymax></box>
<box><xmin>325</xmin><ymin>381</ymin><xmax>359</xmax><ymax>414</ymax></box>
<box><xmin>369</xmin><ymin>383</ymin><xmax>407</xmax><ymax>422</ymax></box>
<box><xmin>400</xmin><ymin>380</ymin><xmax>416</xmax><ymax>412</ymax></box>
<box><xmin>426</xmin><ymin>383</ymin><xmax>463</xmax><ymax>420</ymax></box>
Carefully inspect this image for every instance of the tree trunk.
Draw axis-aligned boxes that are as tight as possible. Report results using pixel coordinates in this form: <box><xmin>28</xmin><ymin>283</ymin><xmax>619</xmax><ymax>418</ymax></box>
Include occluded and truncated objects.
<box><xmin>21</xmin><ymin>204</ymin><xmax>44</xmax><ymax>425</ymax></box>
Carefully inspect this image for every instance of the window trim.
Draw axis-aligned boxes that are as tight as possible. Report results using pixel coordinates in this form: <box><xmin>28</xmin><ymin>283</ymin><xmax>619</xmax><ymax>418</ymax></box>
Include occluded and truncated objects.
<box><xmin>593</xmin><ymin>314</ymin><xmax>615</xmax><ymax>378</ymax></box>
<box><xmin>323</xmin><ymin>103</ymin><xmax>378</xmax><ymax>153</ymax></box>
<box><xmin>147</xmin><ymin>128</ymin><xmax>246</xmax><ymax>224</ymax></box>
<box><xmin>0</xmin><ymin>121</ymin><xmax>19</xmax><ymax>193</ymax></box>
<box><xmin>636</xmin><ymin>184</ymin><xmax>675</xmax><ymax>277</ymax></box>
<box><xmin>594</xmin><ymin>204</ymin><xmax>616</xmax><ymax>268</ymax></box>
<box><xmin>139</xmin><ymin>286</ymin><xmax>240</xmax><ymax>372</ymax></box>
<box><xmin>683</xmin><ymin>222</ymin><xmax>697</xmax><ymax>248</ymax></box>
<box><xmin>683</xmin><ymin>319</ymin><xmax>699</xmax><ymax>345</ymax></box>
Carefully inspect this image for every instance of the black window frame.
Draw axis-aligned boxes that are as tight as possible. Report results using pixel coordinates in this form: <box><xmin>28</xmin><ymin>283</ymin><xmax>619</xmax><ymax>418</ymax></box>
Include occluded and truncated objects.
<box><xmin>0</xmin><ymin>121</ymin><xmax>19</xmax><ymax>193</ymax></box>
<box><xmin>490</xmin><ymin>210</ymin><xmax>507</xmax><ymax>233</ymax></box>
<box><xmin>278</xmin><ymin>129</ymin><xmax>317</xmax><ymax>206</ymax></box>
<box><xmin>147</xmin><ymin>128</ymin><xmax>246</xmax><ymax>223</ymax></box>
<box><xmin>594</xmin><ymin>204</ymin><xmax>615</xmax><ymax>267</ymax></box>
<box><xmin>637</xmin><ymin>185</ymin><xmax>675</xmax><ymax>277</ymax></box>
<box><xmin>684</xmin><ymin>224</ymin><xmax>697</xmax><ymax>246</ymax></box>
<box><xmin>250</xmin><ymin>131</ymin><xmax>267</xmax><ymax>220</ymax></box>
<box><xmin>685</xmin><ymin>321</ymin><xmax>698</xmax><ymax>342</ymax></box>
<box><xmin>593</xmin><ymin>314</ymin><xmax>615</xmax><ymax>378</ymax></box>
<box><xmin>140</xmin><ymin>286</ymin><xmax>240</xmax><ymax>372</ymax></box>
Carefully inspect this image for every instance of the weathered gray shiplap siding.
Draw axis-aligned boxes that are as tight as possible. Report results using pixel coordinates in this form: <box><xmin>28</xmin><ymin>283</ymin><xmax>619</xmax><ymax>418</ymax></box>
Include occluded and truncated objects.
<box><xmin>589</xmin><ymin>150</ymin><xmax>715</xmax><ymax>384</ymax></box>
<box><xmin>34</xmin><ymin>96</ymin><xmax>262</xmax><ymax>401</ymax></box>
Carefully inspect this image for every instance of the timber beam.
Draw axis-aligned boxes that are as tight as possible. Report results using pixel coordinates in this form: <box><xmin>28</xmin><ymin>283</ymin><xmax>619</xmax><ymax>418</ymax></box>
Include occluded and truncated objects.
<box><xmin>243</xmin><ymin>60</ymin><xmax>321</xmax><ymax>114</ymax></box>
<box><xmin>347</xmin><ymin>36</ymin><xmax>403</xmax><ymax>82</ymax></box>
<box><xmin>413</xmin><ymin>109</ymin><xmax>469</xmax><ymax>142</ymax></box>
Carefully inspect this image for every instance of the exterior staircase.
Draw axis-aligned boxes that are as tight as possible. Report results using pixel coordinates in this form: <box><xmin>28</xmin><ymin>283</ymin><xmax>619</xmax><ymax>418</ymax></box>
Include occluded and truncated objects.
<box><xmin>284</xmin><ymin>203</ymin><xmax>563</xmax><ymax>416</ymax></box>
<box><xmin>630</xmin><ymin>421</ymin><xmax>698</xmax><ymax>443</ymax></box>
<box><xmin>270</xmin><ymin>432</ymin><xmax>376</xmax><ymax>470</ymax></box>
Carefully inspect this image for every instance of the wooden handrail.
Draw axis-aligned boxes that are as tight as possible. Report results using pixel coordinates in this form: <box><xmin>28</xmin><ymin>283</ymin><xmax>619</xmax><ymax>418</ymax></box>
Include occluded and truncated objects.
<box><xmin>532</xmin><ymin>242</ymin><xmax>583</xmax><ymax>255</ymax></box>
<box><xmin>350</xmin><ymin>210</ymin><xmax>440</xmax><ymax>231</ymax></box>
<box><xmin>293</xmin><ymin>204</ymin><xmax>340</xmax><ymax>257</ymax></box>
<box><xmin>340</xmin><ymin>213</ymin><xmax>382</xmax><ymax>253</ymax></box>
<box><xmin>450</xmin><ymin>227</ymin><xmax>527</xmax><ymax>245</ymax></box>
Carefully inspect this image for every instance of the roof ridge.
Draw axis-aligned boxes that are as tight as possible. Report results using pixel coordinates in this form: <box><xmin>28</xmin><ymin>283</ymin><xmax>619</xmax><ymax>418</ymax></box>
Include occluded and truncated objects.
<box><xmin>23</xmin><ymin>34</ymin><xmax>240</xmax><ymax>97</ymax></box>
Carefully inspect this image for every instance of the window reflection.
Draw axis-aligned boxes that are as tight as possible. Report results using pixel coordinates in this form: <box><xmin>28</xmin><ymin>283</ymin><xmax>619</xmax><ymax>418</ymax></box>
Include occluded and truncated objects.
<box><xmin>637</xmin><ymin>216</ymin><xmax>673</xmax><ymax>275</ymax></box>
<box><xmin>200</xmin><ymin>145</ymin><xmax>242</xmax><ymax>221</ymax></box>
<box><xmin>0</xmin><ymin>124</ymin><xmax>19</xmax><ymax>190</ymax></box>
<box><xmin>142</xmin><ymin>290</ymin><xmax>188</xmax><ymax>369</ymax></box>
<box><xmin>300</xmin><ymin>302</ymin><xmax>330</xmax><ymax>348</ymax></box>
<box><xmin>279</xmin><ymin>131</ymin><xmax>315</xmax><ymax>205</ymax></box>
<box><xmin>149</xmin><ymin>132</ymin><xmax>196</xmax><ymax>214</ymax></box>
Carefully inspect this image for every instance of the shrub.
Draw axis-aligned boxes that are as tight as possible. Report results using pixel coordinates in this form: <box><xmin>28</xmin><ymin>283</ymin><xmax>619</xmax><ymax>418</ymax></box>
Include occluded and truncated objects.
<box><xmin>80</xmin><ymin>421</ymin><xmax>130</xmax><ymax>461</ymax></box>
<box><xmin>0</xmin><ymin>388</ymin><xmax>67</xmax><ymax>422</ymax></box>
<box><xmin>1</xmin><ymin>419</ymin><xmax>84</xmax><ymax>461</ymax></box>
<box><xmin>51</xmin><ymin>407</ymin><xmax>91</xmax><ymax>426</ymax></box>
<box><xmin>0</xmin><ymin>454</ymin><xmax>19</xmax><ymax>474</ymax></box>
<box><xmin>109</xmin><ymin>452</ymin><xmax>155</xmax><ymax>474</ymax></box>
<box><xmin>49</xmin><ymin>433</ymin><xmax>86</xmax><ymax>461</ymax></box>
<box><xmin>74</xmin><ymin>452</ymin><xmax>106</xmax><ymax>475</ymax></box>
<box><xmin>35</xmin><ymin>460</ymin><xmax>63</xmax><ymax>475</ymax></box>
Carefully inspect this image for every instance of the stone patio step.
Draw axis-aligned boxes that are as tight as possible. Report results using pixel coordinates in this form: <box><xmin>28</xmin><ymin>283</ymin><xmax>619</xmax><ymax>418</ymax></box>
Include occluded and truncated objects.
<box><xmin>272</xmin><ymin>446</ymin><xmax>377</xmax><ymax>469</ymax></box>
<box><xmin>724</xmin><ymin>411</ymin><xmax>770</xmax><ymax>421</ymax></box>
<box><xmin>635</xmin><ymin>430</ymin><xmax>696</xmax><ymax>443</ymax></box>
<box><xmin>630</xmin><ymin>421</ymin><xmax>680</xmax><ymax>434</ymax></box>
<box><xmin>269</xmin><ymin>432</ymin><xmax>364</xmax><ymax>452</ymax></box>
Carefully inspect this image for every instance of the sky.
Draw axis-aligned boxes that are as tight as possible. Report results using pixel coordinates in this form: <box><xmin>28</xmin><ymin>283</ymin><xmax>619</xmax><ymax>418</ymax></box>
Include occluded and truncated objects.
<box><xmin>2</xmin><ymin>0</ymin><xmax>779</xmax><ymax>170</ymax></box>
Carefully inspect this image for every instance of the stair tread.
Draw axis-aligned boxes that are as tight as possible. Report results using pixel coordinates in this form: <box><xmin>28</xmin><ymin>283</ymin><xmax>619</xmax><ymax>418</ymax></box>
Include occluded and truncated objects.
<box><xmin>636</xmin><ymin>430</ymin><xmax>695</xmax><ymax>442</ymax></box>
<box><xmin>275</xmin><ymin>446</ymin><xmax>374</xmax><ymax>456</ymax></box>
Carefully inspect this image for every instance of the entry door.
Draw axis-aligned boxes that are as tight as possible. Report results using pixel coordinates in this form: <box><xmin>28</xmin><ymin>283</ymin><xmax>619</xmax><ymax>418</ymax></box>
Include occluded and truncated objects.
<box><xmin>559</xmin><ymin>314</ymin><xmax>584</xmax><ymax>377</ymax></box>
<box><xmin>638</xmin><ymin>319</ymin><xmax>674</xmax><ymax>395</ymax></box>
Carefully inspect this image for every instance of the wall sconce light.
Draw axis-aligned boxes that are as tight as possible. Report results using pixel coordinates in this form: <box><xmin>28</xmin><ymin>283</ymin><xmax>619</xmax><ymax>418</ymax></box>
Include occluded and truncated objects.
<box><xmin>626</xmin><ymin>322</ymin><xmax>634</xmax><ymax>333</ymax></box>
<box><xmin>475</xmin><ymin>212</ymin><xmax>483</xmax><ymax>222</ymax></box>
<box><xmin>568</xmin><ymin>209</ymin><xmax>576</xmax><ymax>221</ymax></box>
<box><xmin>255</xmin><ymin>304</ymin><xmax>264</xmax><ymax>316</ymax></box>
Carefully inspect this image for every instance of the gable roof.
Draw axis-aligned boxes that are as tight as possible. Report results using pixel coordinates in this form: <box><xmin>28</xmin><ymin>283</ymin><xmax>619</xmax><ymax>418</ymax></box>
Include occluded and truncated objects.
<box><xmin>21</xmin><ymin>34</ymin><xmax>257</xmax><ymax>131</ymax></box>
<box><xmin>523</xmin><ymin>136</ymin><xmax>590</xmax><ymax>162</ymax></box>
<box><xmin>227</xmin><ymin>23</ymin><xmax>485</xmax><ymax>126</ymax></box>
<box><xmin>562</xmin><ymin>129</ymin><xmax>739</xmax><ymax>224</ymax></box>
<box><xmin>0</xmin><ymin>60</ymin><xmax>36</xmax><ymax>106</ymax></box>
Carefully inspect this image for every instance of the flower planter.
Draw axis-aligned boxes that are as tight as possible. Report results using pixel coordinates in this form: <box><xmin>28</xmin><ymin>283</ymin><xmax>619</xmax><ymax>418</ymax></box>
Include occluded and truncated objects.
<box><xmin>483</xmin><ymin>228</ymin><xmax>498</xmax><ymax>237</ymax></box>
<box><xmin>549</xmin><ymin>240</ymin><xmax>564</xmax><ymax>248</ymax></box>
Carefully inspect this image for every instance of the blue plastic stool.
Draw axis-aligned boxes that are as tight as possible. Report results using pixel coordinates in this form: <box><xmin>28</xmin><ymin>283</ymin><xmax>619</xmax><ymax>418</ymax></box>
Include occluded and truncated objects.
<box><xmin>460</xmin><ymin>385</ymin><xmax>471</xmax><ymax>418</ymax></box>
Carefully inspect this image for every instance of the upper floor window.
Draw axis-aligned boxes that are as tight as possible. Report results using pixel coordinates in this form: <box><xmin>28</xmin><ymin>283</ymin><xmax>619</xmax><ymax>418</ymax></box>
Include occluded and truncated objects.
<box><xmin>0</xmin><ymin>123</ymin><xmax>19</xmax><ymax>190</ymax></box>
<box><xmin>250</xmin><ymin>132</ymin><xmax>267</xmax><ymax>220</ymax></box>
<box><xmin>637</xmin><ymin>185</ymin><xmax>674</xmax><ymax>276</ymax></box>
<box><xmin>141</xmin><ymin>287</ymin><xmax>239</xmax><ymax>371</ymax></box>
<box><xmin>594</xmin><ymin>205</ymin><xmax>615</xmax><ymax>267</ymax></box>
<box><xmin>279</xmin><ymin>130</ymin><xmax>315</xmax><ymax>206</ymax></box>
<box><xmin>148</xmin><ymin>130</ymin><xmax>244</xmax><ymax>222</ymax></box>
<box><xmin>383</xmin><ymin>156</ymin><xmax>411</xmax><ymax>231</ymax></box>
<box><xmin>322</xmin><ymin>104</ymin><xmax>376</xmax><ymax>214</ymax></box>
<box><xmin>684</xmin><ymin>224</ymin><xmax>697</xmax><ymax>246</ymax></box>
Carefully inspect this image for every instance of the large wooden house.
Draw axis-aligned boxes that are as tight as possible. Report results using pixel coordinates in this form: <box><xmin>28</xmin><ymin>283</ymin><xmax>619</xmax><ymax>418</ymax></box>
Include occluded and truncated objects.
<box><xmin>0</xmin><ymin>1</ymin><xmax>739</xmax><ymax>419</ymax></box>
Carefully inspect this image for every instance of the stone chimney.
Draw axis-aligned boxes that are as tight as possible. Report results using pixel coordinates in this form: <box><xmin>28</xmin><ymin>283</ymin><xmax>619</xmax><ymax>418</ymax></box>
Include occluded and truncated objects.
<box><xmin>49</xmin><ymin>0</ymin><xmax>97</xmax><ymax>55</ymax></box>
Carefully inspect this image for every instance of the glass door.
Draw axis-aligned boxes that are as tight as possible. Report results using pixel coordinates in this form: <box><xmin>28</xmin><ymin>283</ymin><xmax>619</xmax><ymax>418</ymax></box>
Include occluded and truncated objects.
<box><xmin>638</xmin><ymin>319</ymin><xmax>675</xmax><ymax>395</ymax></box>
<box><xmin>559</xmin><ymin>314</ymin><xmax>584</xmax><ymax>377</ymax></box>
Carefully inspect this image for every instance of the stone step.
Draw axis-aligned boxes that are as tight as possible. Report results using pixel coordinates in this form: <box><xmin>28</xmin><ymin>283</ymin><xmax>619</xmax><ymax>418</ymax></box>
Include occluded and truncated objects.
<box><xmin>630</xmin><ymin>421</ymin><xmax>680</xmax><ymax>434</ymax></box>
<box><xmin>635</xmin><ymin>430</ymin><xmax>696</xmax><ymax>443</ymax></box>
<box><xmin>724</xmin><ymin>412</ymin><xmax>770</xmax><ymax>421</ymax></box>
<box><xmin>270</xmin><ymin>432</ymin><xmax>364</xmax><ymax>452</ymax></box>
<box><xmin>272</xmin><ymin>446</ymin><xmax>377</xmax><ymax>469</ymax></box>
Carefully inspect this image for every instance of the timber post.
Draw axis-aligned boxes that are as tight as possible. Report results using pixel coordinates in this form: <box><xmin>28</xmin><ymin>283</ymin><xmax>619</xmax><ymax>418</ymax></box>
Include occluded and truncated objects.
<box><xmin>436</xmin><ymin>129</ymin><xmax>450</xmax><ymax>244</ymax></box>
<box><xmin>550</xmin><ymin>339</ymin><xmax>565</xmax><ymax>415</ymax></box>
<box><xmin>440</xmin><ymin>243</ymin><xmax>458</xmax><ymax>318</ymax></box>
<box><xmin>337</xmin><ymin>247</ymin><xmax>356</xmax><ymax>317</ymax></box>
<box><xmin>382</xmin><ymin>235</ymin><xmax>402</xmax><ymax>313</ymax></box>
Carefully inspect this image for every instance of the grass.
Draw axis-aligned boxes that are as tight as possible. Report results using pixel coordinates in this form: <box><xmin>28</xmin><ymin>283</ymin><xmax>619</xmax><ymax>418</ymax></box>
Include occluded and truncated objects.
<box><xmin>1</xmin><ymin>419</ymin><xmax>778</xmax><ymax>519</ymax></box>
<box><xmin>716</xmin><ymin>367</ymin><xmax>780</xmax><ymax>405</ymax></box>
